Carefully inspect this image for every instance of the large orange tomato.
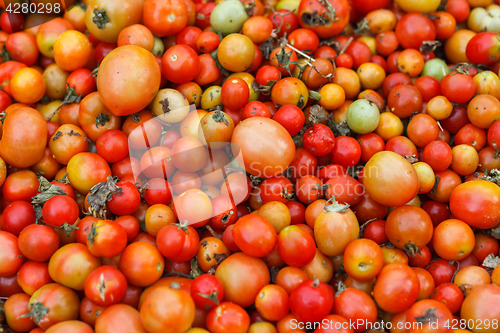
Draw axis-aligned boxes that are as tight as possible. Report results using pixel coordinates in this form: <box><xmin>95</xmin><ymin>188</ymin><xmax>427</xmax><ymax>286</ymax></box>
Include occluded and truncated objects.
<box><xmin>363</xmin><ymin>151</ymin><xmax>419</xmax><ymax>207</ymax></box>
<box><xmin>449</xmin><ymin>180</ymin><xmax>500</xmax><ymax>229</ymax></box>
<box><xmin>97</xmin><ymin>45</ymin><xmax>161</xmax><ymax>116</ymax></box>
<box><xmin>143</xmin><ymin>0</ymin><xmax>188</xmax><ymax>37</ymax></box>
<box><xmin>67</xmin><ymin>152</ymin><xmax>112</xmax><ymax>194</ymax></box>
<box><xmin>231</xmin><ymin>117</ymin><xmax>295</xmax><ymax>178</ymax></box>
<box><xmin>460</xmin><ymin>284</ymin><xmax>500</xmax><ymax>333</ymax></box>
<box><xmin>215</xmin><ymin>252</ymin><xmax>270</xmax><ymax>308</ymax></box>
<box><xmin>85</xmin><ymin>0</ymin><xmax>144</xmax><ymax>43</ymax></box>
<box><xmin>0</xmin><ymin>106</ymin><xmax>47</xmax><ymax>168</ymax></box>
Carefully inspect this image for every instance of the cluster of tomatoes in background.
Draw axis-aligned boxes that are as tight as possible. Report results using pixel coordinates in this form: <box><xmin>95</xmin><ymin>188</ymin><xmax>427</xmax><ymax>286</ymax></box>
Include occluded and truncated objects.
<box><xmin>0</xmin><ymin>0</ymin><xmax>500</xmax><ymax>332</ymax></box>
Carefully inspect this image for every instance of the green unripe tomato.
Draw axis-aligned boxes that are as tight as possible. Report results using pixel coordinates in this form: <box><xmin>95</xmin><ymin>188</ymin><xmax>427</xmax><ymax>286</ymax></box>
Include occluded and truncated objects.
<box><xmin>346</xmin><ymin>99</ymin><xmax>380</xmax><ymax>134</ymax></box>
<box><xmin>210</xmin><ymin>0</ymin><xmax>249</xmax><ymax>35</ymax></box>
<box><xmin>422</xmin><ymin>58</ymin><xmax>450</xmax><ymax>81</ymax></box>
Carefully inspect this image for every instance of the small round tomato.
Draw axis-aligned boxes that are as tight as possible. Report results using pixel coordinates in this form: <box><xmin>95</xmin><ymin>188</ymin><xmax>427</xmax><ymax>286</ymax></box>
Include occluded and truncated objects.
<box><xmin>289</xmin><ymin>279</ymin><xmax>334</xmax><ymax>324</ymax></box>
<box><xmin>86</xmin><ymin>219</ymin><xmax>128</xmax><ymax>258</ymax></box>
<box><xmin>84</xmin><ymin>266</ymin><xmax>128</xmax><ymax>307</ymax></box>
<box><xmin>18</xmin><ymin>224</ymin><xmax>60</xmax><ymax>262</ymax></box>
<box><xmin>42</xmin><ymin>195</ymin><xmax>79</xmax><ymax>228</ymax></box>
<box><xmin>190</xmin><ymin>274</ymin><xmax>224</xmax><ymax>310</ymax></box>
<box><xmin>343</xmin><ymin>239</ymin><xmax>383</xmax><ymax>281</ymax></box>
<box><xmin>373</xmin><ymin>263</ymin><xmax>420</xmax><ymax>313</ymax></box>
<box><xmin>302</xmin><ymin>124</ymin><xmax>336</xmax><ymax>157</ymax></box>
<box><xmin>278</xmin><ymin>225</ymin><xmax>316</xmax><ymax>267</ymax></box>
<box><xmin>449</xmin><ymin>180</ymin><xmax>500</xmax><ymax>229</ymax></box>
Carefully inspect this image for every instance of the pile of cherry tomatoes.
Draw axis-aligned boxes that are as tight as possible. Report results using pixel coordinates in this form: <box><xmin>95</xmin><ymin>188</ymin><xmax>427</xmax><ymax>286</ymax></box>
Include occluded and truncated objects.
<box><xmin>0</xmin><ymin>0</ymin><xmax>500</xmax><ymax>332</ymax></box>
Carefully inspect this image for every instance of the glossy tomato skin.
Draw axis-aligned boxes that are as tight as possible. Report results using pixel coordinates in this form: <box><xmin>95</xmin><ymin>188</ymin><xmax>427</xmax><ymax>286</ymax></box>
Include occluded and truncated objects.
<box><xmin>231</xmin><ymin>117</ymin><xmax>295</xmax><ymax>178</ymax></box>
<box><xmin>215</xmin><ymin>252</ymin><xmax>270</xmax><ymax>308</ymax></box>
<box><xmin>289</xmin><ymin>279</ymin><xmax>334</xmax><ymax>324</ymax></box>
<box><xmin>48</xmin><ymin>243</ymin><xmax>101</xmax><ymax>291</ymax></box>
<box><xmin>97</xmin><ymin>45</ymin><xmax>161</xmax><ymax>117</ymax></box>
<box><xmin>190</xmin><ymin>274</ymin><xmax>224</xmax><ymax>310</ymax></box>
<box><xmin>84</xmin><ymin>266</ymin><xmax>128</xmax><ymax>307</ymax></box>
<box><xmin>449</xmin><ymin>180</ymin><xmax>500</xmax><ymax>229</ymax></box>
<box><xmin>1</xmin><ymin>201</ymin><xmax>36</xmax><ymax>236</ymax></box>
<box><xmin>27</xmin><ymin>283</ymin><xmax>80</xmax><ymax>330</ymax></box>
<box><xmin>107</xmin><ymin>181</ymin><xmax>141</xmax><ymax>216</ymax></box>
<box><xmin>373</xmin><ymin>263</ymin><xmax>420</xmax><ymax>313</ymax></box>
<box><xmin>363</xmin><ymin>151</ymin><xmax>419</xmax><ymax>207</ymax></box>
<box><xmin>0</xmin><ymin>107</ymin><xmax>47</xmax><ymax>168</ymax></box>
<box><xmin>0</xmin><ymin>231</ymin><xmax>24</xmax><ymax>277</ymax></box>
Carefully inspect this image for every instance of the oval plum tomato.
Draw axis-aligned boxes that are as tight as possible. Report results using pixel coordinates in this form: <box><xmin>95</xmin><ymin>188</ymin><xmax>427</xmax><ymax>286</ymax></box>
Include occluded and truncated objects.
<box><xmin>84</xmin><ymin>265</ymin><xmax>128</xmax><ymax>307</ymax></box>
<box><xmin>233</xmin><ymin>214</ymin><xmax>277</xmax><ymax>257</ymax></box>
<box><xmin>373</xmin><ymin>263</ymin><xmax>420</xmax><ymax>313</ymax></box>
<box><xmin>289</xmin><ymin>279</ymin><xmax>334</xmax><ymax>324</ymax></box>
<box><xmin>278</xmin><ymin>225</ymin><xmax>316</xmax><ymax>267</ymax></box>
<box><xmin>87</xmin><ymin>220</ymin><xmax>128</xmax><ymax>258</ymax></box>
<box><xmin>221</xmin><ymin>77</ymin><xmax>249</xmax><ymax>110</ymax></box>
<box><xmin>231</xmin><ymin>117</ymin><xmax>295</xmax><ymax>178</ymax></box>
<box><xmin>449</xmin><ymin>180</ymin><xmax>500</xmax><ymax>229</ymax></box>
<box><xmin>97</xmin><ymin>45</ymin><xmax>161</xmax><ymax>116</ymax></box>
<box><xmin>363</xmin><ymin>151</ymin><xmax>419</xmax><ymax>207</ymax></box>
<box><xmin>0</xmin><ymin>107</ymin><xmax>47</xmax><ymax>168</ymax></box>
<box><xmin>190</xmin><ymin>274</ymin><xmax>224</xmax><ymax>310</ymax></box>
<box><xmin>314</xmin><ymin>200</ymin><xmax>359</xmax><ymax>256</ymax></box>
<box><xmin>302</xmin><ymin>124</ymin><xmax>336</xmax><ymax>157</ymax></box>
<box><xmin>42</xmin><ymin>195</ymin><xmax>79</xmax><ymax>228</ymax></box>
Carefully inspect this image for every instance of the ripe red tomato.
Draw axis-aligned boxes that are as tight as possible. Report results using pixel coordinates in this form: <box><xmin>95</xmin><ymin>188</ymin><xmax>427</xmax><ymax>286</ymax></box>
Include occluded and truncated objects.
<box><xmin>84</xmin><ymin>266</ymin><xmax>128</xmax><ymax>307</ymax></box>
<box><xmin>289</xmin><ymin>279</ymin><xmax>334</xmax><ymax>323</ymax></box>
<box><xmin>373</xmin><ymin>263</ymin><xmax>420</xmax><ymax>313</ymax></box>
<box><xmin>190</xmin><ymin>274</ymin><xmax>224</xmax><ymax>310</ymax></box>
<box><xmin>302</xmin><ymin>124</ymin><xmax>336</xmax><ymax>157</ymax></box>
<box><xmin>42</xmin><ymin>195</ymin><xmax>79</xmax><ymax>228</ymax></box>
